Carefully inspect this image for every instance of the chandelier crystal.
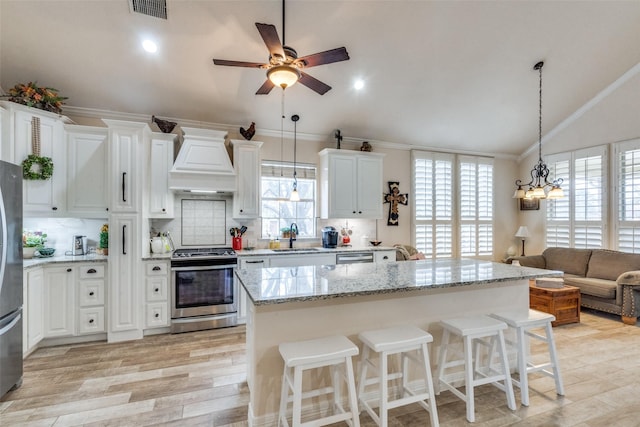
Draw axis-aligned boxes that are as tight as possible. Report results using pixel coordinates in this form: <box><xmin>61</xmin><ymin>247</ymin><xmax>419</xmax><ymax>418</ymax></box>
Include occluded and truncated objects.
<box><xmin>513</xmin><ymin>61</ymin><xmax>564</xmax><ymax>200</ymax></box>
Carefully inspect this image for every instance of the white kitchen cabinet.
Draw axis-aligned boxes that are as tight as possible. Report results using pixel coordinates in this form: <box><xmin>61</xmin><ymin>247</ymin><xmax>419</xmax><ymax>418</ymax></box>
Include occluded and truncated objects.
<box><xmin>231</xmin><ymin>140</ymin><xmax>263</xmax><ymax>219</ymax></box>
<box><xmin>43</xmin><ymin>265</ymin><xmax>75</xmax><ymax>338</ymax></box>
<box><xmin>13</xmin><ymin>109</ymin><xmax>67</xmax><ymax>215</ymax></box>
<box><xmin>25</xmin><ymin>267</ymin><xmax>44</xmax><ymax>354</ymax></box>
<box><xmin>374</xmin><ymin>250</ymin><xmax>396</xmax><ymax>263</ymax></box>
<box><xmin>108</xmin><ymin>214</ymin><xmax>142</xmax><ymax>341</ymax></box>
<box><xmin>148</xmin><ymin>133</ymin><xmax>176</xmax><ymax>218</ymax></box>
<box><xmin>319</xmin><ymin>149</ymin><xmax>385</xmax><ymax>219</ymax></box>
<box><xmin>143</xmin><ymin>260</ymin><xmax>170</xmax><ymax>329</ymax></box>
<box><xmin>66</xmin><ymin>125</ymin><xmax>109</xmax><ymax>217</ymax></box>
<box><xmin>104</xmin><ymin>119</ymin><xmax>149</xmax><ymax>213</ymax></box>
<box><xmin>77</xmin><ymin>264</ymin><xmax>106</xmax><ymax>335</ymax></box>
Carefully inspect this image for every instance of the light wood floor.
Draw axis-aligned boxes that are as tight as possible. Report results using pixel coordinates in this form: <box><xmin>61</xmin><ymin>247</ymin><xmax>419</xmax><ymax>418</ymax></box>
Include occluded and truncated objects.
<box><xmin>2</xmin><ymin>309</ymin><xmax>640</xmax><ymax>426</ymax></box>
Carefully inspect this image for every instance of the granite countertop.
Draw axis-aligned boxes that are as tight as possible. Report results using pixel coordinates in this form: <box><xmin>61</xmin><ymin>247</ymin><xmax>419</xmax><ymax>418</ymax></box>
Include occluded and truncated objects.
<box><xmin>235</xmin><ymin>258</ymin><xmax>561</xmax><ymax>306</ymax></box>
<box><xmin>23</xmin><ymin>254</ymin><xmax>108</xmax><ymax>269</ymax></box>
<box><xmin>236</xmin><ymin>246</ymin><xmax>396</xmax><ymax>257</ymax></box>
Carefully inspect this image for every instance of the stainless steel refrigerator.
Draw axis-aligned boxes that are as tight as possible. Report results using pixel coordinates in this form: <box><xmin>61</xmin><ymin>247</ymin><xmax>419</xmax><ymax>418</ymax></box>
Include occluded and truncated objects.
<box><xmin>0</xmin><ymin>160</ymin><xmax>23</xmax><ymax>397</ymax></box>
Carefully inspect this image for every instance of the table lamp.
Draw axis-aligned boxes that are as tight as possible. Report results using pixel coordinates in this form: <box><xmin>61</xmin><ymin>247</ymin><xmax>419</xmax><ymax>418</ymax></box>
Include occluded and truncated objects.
<box><xmin>515</xmin><ymin>226</ymin><xmax>530</xmax><ymax>256</ymax></box>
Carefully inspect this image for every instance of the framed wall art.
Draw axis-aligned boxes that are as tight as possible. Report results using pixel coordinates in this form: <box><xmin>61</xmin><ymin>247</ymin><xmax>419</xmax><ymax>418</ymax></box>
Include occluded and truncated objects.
<box><xmin>519</xmin><ymin>198</ymin><xmax>540</xmax><ymax>211</ymax></box>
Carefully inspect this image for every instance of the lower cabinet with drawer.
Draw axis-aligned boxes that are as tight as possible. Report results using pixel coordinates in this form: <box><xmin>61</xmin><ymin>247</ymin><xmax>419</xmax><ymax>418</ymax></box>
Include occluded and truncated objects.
<box><xmin>143</xmin><ymin>260</ymin><xmax>170</xmax><ymax>329</ymax></box>
<box><xmin>76</xmin><ymin>264</ymin><xmax>107</xmax><ymax>335</ymax></box>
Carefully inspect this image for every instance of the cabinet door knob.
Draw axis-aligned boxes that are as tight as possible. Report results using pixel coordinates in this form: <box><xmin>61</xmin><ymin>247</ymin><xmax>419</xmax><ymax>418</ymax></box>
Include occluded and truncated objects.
<box><xmin>89</xmin><ymin>291</ymin><xmax>95</xmax><ymax>296</ymax></box>
<box><xmin>383</xmin><ymin>256</ymin><xmax>388</xmax><ymax>260</ymax></box>
<box><xmin>154</xmin><ymin>288</ymin><xmax>159</xmax><ymax>293</ymax></box>
<box><xmin>89</xmin><ymin>319</ymin><xmax>94</xmax><ymax>324</ymax></box>
<box><xmin>358</xmin><ymin>211</ymin><xmax>362</xmax><ymax>214</ymax></box>
<box><xmin>162</xmin><ymin>208</ymin><xmax>166</xmax><ymax>212</ymax></box>
<box><xmin>87</xmin><ymin>268</ymin><xmax>97</xmax><ymax>274</ymax></box>
<box><xmin>352</xmin><ymin>211</ymin><xmax>356</xmax><ymax>214</ymax></box>
<box><xmin>66</xmin><ymin>268</ymin><xmax>72</xmax><ymax>272</ymax></box>
<box><xmin>152</xmin><ymin>266</ymin><xmax>161</xmax><ymax>271</ymax></box>
<box><xmin>240</xmin><ymin>209</ymin><xmax>243</xmax><ymax>213</ymax></box>
<box><xmin>52</xmin><ymin>206</ymin><xmax>58</xmax><ymax>211</ymax></box>
<box><xmin>155</xmin><ymin>313</ymin><xmax>160</xmax><ymax>318</ymax></box>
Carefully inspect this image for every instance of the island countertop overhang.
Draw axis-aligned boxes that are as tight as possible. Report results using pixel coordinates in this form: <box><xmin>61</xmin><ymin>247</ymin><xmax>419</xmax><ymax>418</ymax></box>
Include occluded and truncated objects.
<box><xmin>235</xmin><ymin>258</ymin><xmax>561</xmax><ymax>306</ymax></box>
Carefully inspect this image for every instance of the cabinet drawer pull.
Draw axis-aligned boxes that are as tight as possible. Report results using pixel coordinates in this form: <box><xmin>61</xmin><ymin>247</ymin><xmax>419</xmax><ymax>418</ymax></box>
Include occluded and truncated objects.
<box><xmin>122</xmin><ymin>224</ymin><xmax>127</xmax><ymax>255</ymax></box>
<box><xmin>152</xmin><ymin>266</ymin><xmax>161</xmax><ymax>271</ymax></box>
<box><xmin>89</xmin><ymin>319</ymin><xmax>94</xmax><ymax>324</ymax></box>
<box><xmin>66</xmin><ymin>268</ymin><xmax>72</xmax><ymax>272</ymax></box>
<box><xmin>122</xmin><ymin>172</ymin><xmax>127</xmax><ymax>202</ymax></box>
<box><xmin>246</xmin><ymin>260</ymin><xmax>264</xmax><ymax>264</ymax></box>
<box><xmin>89</xmin><ymin>291</ymin><xmax>95</xmax><ymax>296</ymax></box>
<box><xmin>52</xmin><ymin>206</ymin><xmax>58</xmax><ymax>211</ymax></box>
<box><xmin>87</xmin><ymin>268</ymin><xmax>97</xmax><ymax>274</ymax></box>
<box><xmin>382</xmin><ymin>256</ymin><xmax>388</xmax><ymax>260</ymax></box>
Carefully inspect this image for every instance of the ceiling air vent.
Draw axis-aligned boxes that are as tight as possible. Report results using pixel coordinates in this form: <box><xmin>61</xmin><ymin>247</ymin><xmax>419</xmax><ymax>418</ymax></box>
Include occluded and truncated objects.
<box><xmin>130</xmin><ymin>0</ymin><xmax>167</xmax><ymax>20</ymax></box>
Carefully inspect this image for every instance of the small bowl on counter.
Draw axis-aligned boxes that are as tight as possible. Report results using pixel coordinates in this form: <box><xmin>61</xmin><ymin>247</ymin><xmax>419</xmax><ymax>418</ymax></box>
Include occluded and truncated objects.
<box><xmin>34</xmin><ymin>247</ymin><xmax>56</xmax><ymax>258</ymax></box>
<box><xmin>369</xmin><ymin>240</ymin><xmax>382</xmax><ymax>247</ymax></box>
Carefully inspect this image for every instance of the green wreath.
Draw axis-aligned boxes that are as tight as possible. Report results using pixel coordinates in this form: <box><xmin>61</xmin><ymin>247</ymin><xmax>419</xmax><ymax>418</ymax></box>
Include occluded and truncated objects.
<box><xmin>22</xmin><ymin>154</ymin><xmax>54</xmax><ymax>180</ymax></box>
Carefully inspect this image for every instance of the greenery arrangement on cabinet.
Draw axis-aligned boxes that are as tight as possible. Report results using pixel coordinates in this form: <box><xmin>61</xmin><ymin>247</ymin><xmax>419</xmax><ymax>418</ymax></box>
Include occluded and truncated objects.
<box><xmin>2</xmin><ymin>81</ymin><xmax>67</xmax><ymax>114</ymax></box>
<box><xmin>23</xmin><ymin>230</ymin><xmax>47</xmax><ymax>248</ymax></box>
<box><xmin>22</xmin><ymin>154</ymin><xmax>54</xmax><ymax>180</ymax></box>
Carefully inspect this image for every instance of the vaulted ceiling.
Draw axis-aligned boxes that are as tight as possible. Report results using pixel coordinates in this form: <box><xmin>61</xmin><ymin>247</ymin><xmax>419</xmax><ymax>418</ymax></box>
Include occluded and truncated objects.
<box><xmin>2</xmin><ymin>1</ymin><xmax>639</xmax><ymax>156</ymax></box>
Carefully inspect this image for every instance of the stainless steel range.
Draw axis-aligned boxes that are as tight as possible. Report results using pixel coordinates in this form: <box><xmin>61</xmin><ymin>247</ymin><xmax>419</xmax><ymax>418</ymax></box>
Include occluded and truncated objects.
<box><xmin>170</xmin><ymin>247</ymin><xmax>238</xmax><ymax>333</ymax></box>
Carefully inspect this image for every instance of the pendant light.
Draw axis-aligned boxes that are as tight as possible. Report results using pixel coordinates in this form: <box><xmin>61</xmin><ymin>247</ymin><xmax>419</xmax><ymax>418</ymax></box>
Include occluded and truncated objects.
<box><xmin>513</xmin><ymin>61</ymin><xmax>564</xmax><ymax>200</ymax></box>
<box><xmin>289</xmin><ymin>114</ymin><xmax>300</xmax><ymax>202</ymax></box>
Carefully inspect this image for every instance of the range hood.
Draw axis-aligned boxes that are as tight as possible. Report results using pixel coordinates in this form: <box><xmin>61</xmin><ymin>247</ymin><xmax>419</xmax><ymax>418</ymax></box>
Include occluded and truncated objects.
<box><xmin>169</xmin><ymin>127</ymin><xmax>236</xmax><ymax>192</ymax></box>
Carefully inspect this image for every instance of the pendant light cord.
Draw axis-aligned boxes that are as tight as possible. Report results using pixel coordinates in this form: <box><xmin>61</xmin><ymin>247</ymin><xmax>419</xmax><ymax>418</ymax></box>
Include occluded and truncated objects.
<box><xmin>282</xmin><ymin>0</ymin><xmax>286</xmax><ymax>46</ymax></box>
<box><xmin>537</xmin><ymin>62</ymin><xmax>543</xmax><ymax>162</ymax></box>
<box><xmin>280</xmin><ymin>89</ymin><xmax>285</xmax><ymax>176</ymax></box>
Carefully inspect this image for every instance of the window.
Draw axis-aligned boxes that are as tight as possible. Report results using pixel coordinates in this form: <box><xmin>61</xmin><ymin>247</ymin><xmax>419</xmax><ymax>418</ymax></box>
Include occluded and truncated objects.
<box><xmin>412</xmin><ymin>151</ymin><xmax>493</xmax><ymax>258</ymax></box>
<box><xmin>615</xmin><ymin>139</ymin><xmax>640</xmax><ymax>253</ymax></box>
<box><xmin>261</xmin><ymin>161</ymin><xmax>316</xmax><ymax>239</ymax></box>
<box><xmin>545</xmin><ymin>146</ymin><xmax>607</xmax><ymax>249</ymax></box>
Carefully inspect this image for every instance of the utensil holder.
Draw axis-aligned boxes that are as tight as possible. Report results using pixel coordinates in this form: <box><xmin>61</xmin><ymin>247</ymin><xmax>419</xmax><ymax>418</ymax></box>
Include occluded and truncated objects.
<box><xmin>232</xmin><ymin>237</ymin><xmax>242</xmax><ymax>250</ymax></box>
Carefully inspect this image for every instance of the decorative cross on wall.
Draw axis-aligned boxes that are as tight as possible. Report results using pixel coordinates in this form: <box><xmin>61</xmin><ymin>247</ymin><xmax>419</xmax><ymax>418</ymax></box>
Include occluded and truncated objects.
<box><xmin>383</xmin><ymin>181</ymin><xmax>408</xmax><ymax>226</ymax></box>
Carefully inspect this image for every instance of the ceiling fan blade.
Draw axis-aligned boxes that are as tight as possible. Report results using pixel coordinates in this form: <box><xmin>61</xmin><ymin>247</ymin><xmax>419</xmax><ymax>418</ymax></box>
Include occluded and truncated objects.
<box><xmin>213</xmin><ymin>59</ymin><xmax>266</xmax><ymax>68</ymax></box>
<box><xmin>299</xmin><ymin>72</ymin><xmax>331</xmax><ymax>95</ymax></box>
<box><xmin>296</xmin><ymin>47</ymin><xmax>350</xmax><ymax>68</ymax></box>
<box><xmin>256</xmin><ymin>79</ymin><xmax>276</xmax><ymax>95</ymax></box>
<box><xmin>255</xmin><ymin>23</ymin><xmax>285</xmax><ymax>60</ymax></box>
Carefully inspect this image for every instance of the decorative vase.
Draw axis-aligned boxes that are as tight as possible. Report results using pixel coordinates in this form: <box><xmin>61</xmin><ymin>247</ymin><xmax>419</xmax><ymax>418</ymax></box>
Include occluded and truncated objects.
<box><xmin>23</xmin><ymin>247</ymin><xmax>37</xmax><ymax>259</ymax></box>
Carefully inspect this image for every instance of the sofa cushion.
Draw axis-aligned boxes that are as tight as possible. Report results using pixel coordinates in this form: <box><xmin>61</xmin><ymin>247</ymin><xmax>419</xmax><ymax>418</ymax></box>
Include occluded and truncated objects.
<box><xmin>564</xmin><ymin>276</ymin><xmax>617</xmax><ymax>299</ymax></box>
<box><xmin>543</xmin><ymin>248</ymin><xmax>592</xmax><ymax>276</ymax></box>
<box><xmin>586</xmin><ymin>250</ymin><xmax>640</xmax><ymax>281</ymax></box>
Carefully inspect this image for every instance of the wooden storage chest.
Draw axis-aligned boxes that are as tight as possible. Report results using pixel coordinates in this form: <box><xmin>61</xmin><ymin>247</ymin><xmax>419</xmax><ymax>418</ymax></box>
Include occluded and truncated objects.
<box><xmin>529</xmin><ymin>281</ymin><xmax>581</xmax><ymax>326</ymax></box>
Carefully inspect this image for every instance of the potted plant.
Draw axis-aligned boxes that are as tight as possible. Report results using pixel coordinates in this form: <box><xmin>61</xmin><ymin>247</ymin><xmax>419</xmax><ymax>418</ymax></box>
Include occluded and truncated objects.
<box><xmin>98</xmin><ymin>223</ymin><xmax>108</xmax><ymax>255</ymax></box>
<box><xmin>22</xmin><ymin>230</ymin><xmax>47</xmax><ymax>259</ymax></box>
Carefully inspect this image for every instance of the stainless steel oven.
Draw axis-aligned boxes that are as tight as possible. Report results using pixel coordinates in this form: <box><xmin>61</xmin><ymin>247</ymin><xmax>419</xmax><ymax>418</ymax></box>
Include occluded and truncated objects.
<box><xmin>170</xmin><ymin>248</ymin><xmax>238</xmax><ymax>333</ymax></box>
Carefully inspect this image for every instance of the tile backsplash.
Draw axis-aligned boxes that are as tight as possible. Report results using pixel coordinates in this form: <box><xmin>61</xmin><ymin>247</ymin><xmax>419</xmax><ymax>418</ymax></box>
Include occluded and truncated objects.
<box><xmin>23</xmin><ymin>217</ymin><xmax>107</xmax><ymax>254</ymax></box>
<box><xmin>180</xmin><ymin>199</ymin><xmax>227</xmax><ymax>246</ymax></box>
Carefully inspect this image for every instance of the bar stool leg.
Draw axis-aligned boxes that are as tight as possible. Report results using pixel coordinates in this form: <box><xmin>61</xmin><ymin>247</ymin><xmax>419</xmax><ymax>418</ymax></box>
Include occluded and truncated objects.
<box><xmin>515</xmin><ymin>326</ymin><xmax>529</xmax><ymax>406</ymax></box>
<box><xmin>292</xmin><ymin>366</ymin><xmax>303</xmax><ymax>426</ymax></box>
<box><xmin>435</xmin><ymin>329</ymin><xmax>450</xmax><ymax>395</ymax></box>
<box><xmin>464</xmin><ymin>335</ymin><xmax>475</xmax><ymax>423</ymax></box>
<box><xmin>545</xmin><ymin>322</ymin><xmax>565</xmax><ymax>396</ymax></box>
<box><xmin>379</xmin><ymin>350</ymin><xmax>388</xmax><ymax>427</ymax></box>
<box><xmin>345</xmin><ymin>356</ymin><xmax>361</xmax><ymax>427</ymax></box>
<box><xmin>498</xmin><ymin>330</ymin><xmax>517</xmax><ymax>411</ymax></box>
<box><xmin>332</xmin><ymin>364</ymin><xmax>342</xmax><ymax>413</ymax></box>
<box><xmin>420</xmin><ymin>342</ymin><xmax>440</xmax><ymax>427</ymax></box>
<box><xmin>357</xmin><ymin>346</ymin><xmax>370</xmax><ymax>409</ymax></box>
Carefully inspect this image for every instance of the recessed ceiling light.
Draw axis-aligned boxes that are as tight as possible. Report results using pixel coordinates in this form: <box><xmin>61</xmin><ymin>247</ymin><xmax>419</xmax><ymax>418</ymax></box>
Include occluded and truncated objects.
<box><xmin>354</xmin><ymin>79</ymin><xmax>365</xmax><ymax>90</ymax></box>
<box><xmin>142</xmin><ymin>39</ymin><xmax>158</xmax><ymax>53</ymax></box>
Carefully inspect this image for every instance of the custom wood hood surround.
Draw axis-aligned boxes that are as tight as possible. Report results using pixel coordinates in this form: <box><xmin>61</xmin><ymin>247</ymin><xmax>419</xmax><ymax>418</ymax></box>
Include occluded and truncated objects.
<box><xmin>168</xmin><ymin>127</ymin><xmax>236</xmax><ymax>193</ymax></box>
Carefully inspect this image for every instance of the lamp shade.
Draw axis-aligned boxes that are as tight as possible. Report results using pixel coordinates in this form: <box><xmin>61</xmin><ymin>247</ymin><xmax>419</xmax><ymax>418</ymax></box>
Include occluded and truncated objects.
<box><xmin>515</xmin><ymin>226</ymin><xmax>530</xmax><ymax>238</ymax></box>
<box><xmin>267</xmin><ymin>66</ymin><xmax>301</xmax><ymax>89</ymax></box>
<box><xmin>289</xmin><ymin>188</ymin><xmax>300</xmax><ymax>202</ymax></box>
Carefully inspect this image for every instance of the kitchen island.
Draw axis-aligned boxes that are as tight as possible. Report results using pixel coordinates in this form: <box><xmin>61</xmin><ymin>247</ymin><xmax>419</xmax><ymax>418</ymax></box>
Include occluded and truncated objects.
<box><xmin>235</xmin><ymin>258</ymin><xmax>560</xmax><ymax>426</ymax></box>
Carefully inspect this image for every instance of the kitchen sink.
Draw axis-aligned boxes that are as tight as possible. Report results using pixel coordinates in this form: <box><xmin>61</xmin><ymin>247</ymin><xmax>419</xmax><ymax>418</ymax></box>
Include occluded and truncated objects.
<box><xmin>271</xmin><ymin>248</ymin><xmax>319</xmax><ymax>252</ymax></box>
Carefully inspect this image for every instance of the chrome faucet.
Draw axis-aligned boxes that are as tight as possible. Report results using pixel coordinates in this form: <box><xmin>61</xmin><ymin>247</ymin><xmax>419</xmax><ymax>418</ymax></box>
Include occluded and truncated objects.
<box><xmin>289</xmin><ymin>223</ymin><xmax>298</xmax><ymax>248</ymax></box>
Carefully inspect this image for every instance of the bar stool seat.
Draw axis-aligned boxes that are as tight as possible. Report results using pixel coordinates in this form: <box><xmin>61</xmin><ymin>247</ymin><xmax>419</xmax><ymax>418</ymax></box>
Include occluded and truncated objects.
<box><xmin>435</xmin><ymin>315</ymin><xmax>516</xmax><ymax>423</ymax></box>
<box><xmin>490</xmin><ymin>309</ymin><xmax>564</xmax><ymax>406</ymax></box>
<box><xmin>357</xmin><ymin>325</ymin><xmax>439</xmax><ymax>427</ymax></box>
<box><xmin>278</xmin><ymin>335</ymin><xmax>360</xmax><ymax>427</ymax></box>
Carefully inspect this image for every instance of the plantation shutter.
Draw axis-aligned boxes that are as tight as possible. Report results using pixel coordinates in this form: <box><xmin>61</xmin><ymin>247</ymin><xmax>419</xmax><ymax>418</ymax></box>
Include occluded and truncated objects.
<box><xmin>616</xmin><ymin>139</ymin><xmax>640</xmax><ymax>253</ymax></box>
<box><xmin>459</xmin><ymin>156</ymin><xmax>493</xmax><ymax>257</ymax></box>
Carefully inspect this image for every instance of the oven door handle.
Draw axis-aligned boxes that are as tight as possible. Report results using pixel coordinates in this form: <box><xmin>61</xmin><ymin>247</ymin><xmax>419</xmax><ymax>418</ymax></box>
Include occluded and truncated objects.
<box><xmin>171</xmin><ymin>265</ymin><xmax>236</xmax><ymax>271</ymax></box>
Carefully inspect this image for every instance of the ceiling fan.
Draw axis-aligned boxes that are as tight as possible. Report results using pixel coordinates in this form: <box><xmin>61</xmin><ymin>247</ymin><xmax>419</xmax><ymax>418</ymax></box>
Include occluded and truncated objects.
<box><xmin>212</xmin><ymin>0</ymin><xmax>349</xmax><ymax>95</ymax></box>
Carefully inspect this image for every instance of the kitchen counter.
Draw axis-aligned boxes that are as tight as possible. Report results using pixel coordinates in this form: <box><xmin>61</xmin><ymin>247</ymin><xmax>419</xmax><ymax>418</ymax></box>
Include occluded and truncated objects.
<box><xmin>239</xmin><ymin>259</ymin><xmax>560</xmax><ymax>425</ymax></box>
<box><xmin>236</xmin><ymin>258</ymin><xmax>560</xmax><ymax>306</ymax></box>
<box><xmin>235</xmin><ymin>245</ymin><xmax>395</xmax><ymax>257</ymax></box>
<box><xmin>23</xmin><ymin>254</ymin><xmax>108</xmax><ymax>269</ymax></box>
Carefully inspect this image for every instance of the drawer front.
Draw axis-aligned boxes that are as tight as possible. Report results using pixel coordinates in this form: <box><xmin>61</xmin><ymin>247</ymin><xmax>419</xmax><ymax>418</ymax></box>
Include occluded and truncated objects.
<box><xmin>239</xmin><ymin>257</ymin><xmax>270</xmax><ymax>269</ymax></box>
<box><xmin>79</xmin><ymin>281</ymin><xmax>105</xmax><ymax>307</ymax></box>
<box><xmin>146</xmin><ymin>262</ymin><xmax>169</xmax><ymax>276</ymax></box>
<box><xmin>146</xmin><ymin>276</ymin><xmax>168</xmax><ymax>302</ymax></box>
<box><xmin>529</xmin><ymin>294</ymin><xmax>552</xmax><ymax>313</ymax></box>
<box><xmin>146</xmin><ymin>302</ymin><xmax>169</xmax><ymax>328</ymax></box>
<box><xmin>79</xmin><ymin>265</ymin><xmax>105</xmax><ymax>279</ymax></box>
<box><xmin>78</xmin><ymin>307</ymin><xmax>105</xmax><ymax>334</ymax></box>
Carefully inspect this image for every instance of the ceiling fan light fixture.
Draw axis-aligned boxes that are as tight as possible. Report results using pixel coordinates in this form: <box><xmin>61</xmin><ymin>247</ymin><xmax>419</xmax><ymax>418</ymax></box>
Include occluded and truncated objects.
<box><xmin>268</xmin><ymin>65</ymin><xmax>300</xmax><ymax>89</ymax></box>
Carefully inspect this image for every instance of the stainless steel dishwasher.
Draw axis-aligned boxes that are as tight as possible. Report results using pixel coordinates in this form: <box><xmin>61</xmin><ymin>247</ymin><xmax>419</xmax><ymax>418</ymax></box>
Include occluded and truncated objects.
<box><xmin>336</xmin><ymin>252</ymin><xmax>374</xmax><ymax>264</ymax></box>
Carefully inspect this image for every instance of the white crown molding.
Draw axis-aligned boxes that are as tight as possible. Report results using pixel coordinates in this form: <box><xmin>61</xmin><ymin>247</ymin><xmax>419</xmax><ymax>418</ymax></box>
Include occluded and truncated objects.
<box><xmin>62</xmin><ymin>105</ymin><xmax>516</xmax><ymax>159</ymax></box>
<box><xmin>517</xmin><ymin>60</ymin><xmax>640</xmax><ymax>163</ymax></box>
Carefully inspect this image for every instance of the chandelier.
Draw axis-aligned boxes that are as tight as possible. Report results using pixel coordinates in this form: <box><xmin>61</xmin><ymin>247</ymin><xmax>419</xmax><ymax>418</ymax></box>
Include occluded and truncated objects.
<box><xmin>513</xmin><ymin>61</ymin><xmax>564</xmax><ymax>200</ymax></box>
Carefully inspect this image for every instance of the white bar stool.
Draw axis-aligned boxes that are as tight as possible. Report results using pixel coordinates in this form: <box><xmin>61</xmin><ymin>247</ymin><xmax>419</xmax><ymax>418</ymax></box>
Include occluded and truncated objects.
<box><xmin>357</xmin><ymin>325</ymin><xmax>439</xmax><ymax>427</ymax></box>
<box><xmin>435</xmin><ymin>315</ymin><xmax>516</xmax><ymax>423</ymax></box>
<box><xmin>278</xmin><ymin>335</ymin><xmax>360</xmax><ymax>427</ymax></box>
<box><xmin>489</xmin><ymin>309</ymin><xmax>564</xmax><ymax>406</ymax></box>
